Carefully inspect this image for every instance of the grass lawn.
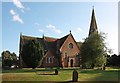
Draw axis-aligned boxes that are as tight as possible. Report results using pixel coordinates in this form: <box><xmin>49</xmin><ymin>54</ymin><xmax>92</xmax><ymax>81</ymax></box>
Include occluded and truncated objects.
<box><xmin>2</xmin><ymin>67</ymin><xmax>119</xmax><ymax>82</ymax></box>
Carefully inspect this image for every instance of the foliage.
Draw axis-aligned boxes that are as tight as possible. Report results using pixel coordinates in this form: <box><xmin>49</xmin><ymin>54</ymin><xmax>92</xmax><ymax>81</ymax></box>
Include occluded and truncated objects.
<box><xmin>1</xmin><ymin>50</ymin><xmax>17</xmax><ymax>67</ymax></box>
<box><xmin>80</xmin><ymin>32</ymin><xmax>109</xmax><ymax>68</ymax></box>
<box><xmin>21</xmin><ymin>39</ymin><xmax>45</xmax><ymax>69</ymax></box>
<box><xmin>106</xmin><ymin>54</ymin><xmax>120</xmax><ymax>66</ymax></box>
<box><xmin>77</xmin><ymin>42</ymin><xmax>83</xmax><ymax>48</ymax></box>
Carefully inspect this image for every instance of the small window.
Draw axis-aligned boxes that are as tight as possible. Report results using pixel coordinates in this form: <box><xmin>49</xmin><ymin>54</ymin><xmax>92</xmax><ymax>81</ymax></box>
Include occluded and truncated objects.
<box><xmin>69</xmin><ymin>43</ymin><xmax>73</xmax><ymax>49</ymax></box>
<box><xmin>46</xmin><ymin>57</ymin><xmax>49</xmax><ymax>63</ymax></box>
<box><xmin>46</xmin><ymin>57</ymin><xmax>53</xmax><ymax>63</ymax></box>
<box><xmin>50</xmin><ymin>57</ymin><xmax>53</xmax><ymax>63</ymax></box>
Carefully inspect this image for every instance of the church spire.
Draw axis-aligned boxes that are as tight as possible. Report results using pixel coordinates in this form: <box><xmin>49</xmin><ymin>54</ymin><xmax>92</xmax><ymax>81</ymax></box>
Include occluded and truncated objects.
<box><xmin>89</xmin><ymin>7</ymin><xmax>98</xmax><ymax>36</ymax></box>
<box><xmin>42</xmin><ymin>34</ymin><xmax>45</xmax><ymax>40</ymax></box>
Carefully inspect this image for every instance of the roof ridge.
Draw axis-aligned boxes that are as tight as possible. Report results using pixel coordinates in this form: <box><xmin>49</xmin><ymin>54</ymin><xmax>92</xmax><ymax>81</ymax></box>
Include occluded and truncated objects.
<box><xmin>44</xmin><ymin>36</ymin><xmax>58</xmax><ymax>42</ymax></box>
<box><xmin>22</xmin><ymin>35</ymin><xmax>41</xmax><ymax>39</ymax></box>
<box><xmin>44</xmin><ymin>36</ymin><xmax>58</xmax><ymax>40</ymax></box>
<box><xmin>57</xmin><ymin>34</ymin><xmax>70</xmax><ymax>49</ymax></box>
<box><xmin>59</xmin><ymin>34</ymin><xmax>69</xmax><ymax>40</ymax></box>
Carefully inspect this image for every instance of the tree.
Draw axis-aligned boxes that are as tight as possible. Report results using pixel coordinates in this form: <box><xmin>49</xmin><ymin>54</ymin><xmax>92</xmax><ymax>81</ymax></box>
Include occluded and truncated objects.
<box><xmin>77</xmin><ymin>42</ymin><xmax>83</xmax><ymax>48</ymax></box>
<box><xmin>1</xmin><ymin>50</ymin><xmax>17</xmax><ymax>68</ymax></box>
<box><xmin>21</xmin><ymin>39</ymin><xmax>45</xmax><ymax>69</ymax></box>
<box><xmin>107</xmin><ymin>54</ymin><xmax>120</xmax><ymax>66</ymax></box>
<box><xmin>80</xmin><ymin>32</ymin><xmax>109</xmax><ymax>68</ymax></box>
<box><xmin>11</xmin><ymin>52</ymin><xmax>18</xmax><ymax>66</ymax></box>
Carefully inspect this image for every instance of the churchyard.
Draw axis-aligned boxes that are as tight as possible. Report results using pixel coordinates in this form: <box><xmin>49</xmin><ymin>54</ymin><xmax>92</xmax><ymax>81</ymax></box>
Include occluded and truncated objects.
<box><xmin>2</xmin><ymin>67</ymin><xmax>119</xmax><ymax>82</ymax></box>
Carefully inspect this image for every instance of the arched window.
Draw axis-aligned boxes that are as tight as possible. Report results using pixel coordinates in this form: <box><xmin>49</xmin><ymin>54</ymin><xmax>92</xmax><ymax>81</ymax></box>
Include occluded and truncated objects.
<box><xmin>69</xmin><ymin>43</ymin><xmax>73</xmax><ymax>49</ymax></box>
<box><xmin>46</xmin><ymin>57</ymin><xmax>53</xmax><ymax>63</ymax></box>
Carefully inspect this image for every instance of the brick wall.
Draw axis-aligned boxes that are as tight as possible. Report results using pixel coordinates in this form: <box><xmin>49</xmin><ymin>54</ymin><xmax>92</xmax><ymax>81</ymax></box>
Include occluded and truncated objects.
<box><xmin>60</xmin><ymin>34</ymin><xmax>80</xmax><ymax>67</ymax></box>
<box><xmin>42</xmin><ymin>50</ymin><xmax>58</xmax><ymax>68</ymax></box>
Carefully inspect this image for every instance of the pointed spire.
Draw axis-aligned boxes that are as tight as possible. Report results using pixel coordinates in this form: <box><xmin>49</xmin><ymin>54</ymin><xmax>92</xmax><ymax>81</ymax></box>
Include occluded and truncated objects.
<box><xmin>92</xmin><ymin>5</ymin><xmax>94</xmax><ymax>10</ymax></box>
<box><xmin>42</xmin><ymin>34</ymin><xmax>45</xmax><ymax>39</ymax></box>
<box><xmin>89</xmin><ymin>7</ymin><xmax>98</xmax><ymax>36</ymax></box>
<box><xmin>43</xmin><ymin>34</ymin><xmax>44</xmax><ymax>37</ymax></box>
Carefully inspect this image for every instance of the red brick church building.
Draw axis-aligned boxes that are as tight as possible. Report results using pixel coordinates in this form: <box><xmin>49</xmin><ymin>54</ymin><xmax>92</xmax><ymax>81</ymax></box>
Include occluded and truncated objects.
<box><xmin>19</xmin><ymin>8</ymin><xmax>98</xmax><ymax>68</ymax></box>
<box><xmin>19</xmin><ymin>31</ymin><xmax>80</xmax><ymax>68</ymax></box>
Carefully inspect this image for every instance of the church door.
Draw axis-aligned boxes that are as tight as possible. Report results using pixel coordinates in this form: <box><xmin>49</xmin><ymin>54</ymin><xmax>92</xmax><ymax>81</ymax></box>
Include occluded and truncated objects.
<box><xmin>70</xmin><ymin>59</ymin><xmax>73</xmax><ymax>67</ymax></box>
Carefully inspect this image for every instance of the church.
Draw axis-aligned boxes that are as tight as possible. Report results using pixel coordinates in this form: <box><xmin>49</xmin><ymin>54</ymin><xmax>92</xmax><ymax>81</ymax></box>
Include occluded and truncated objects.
<box><xmin>19</xmin><ymin>8</ymin><xmax>98</xmax><ymax>68</ymax></box>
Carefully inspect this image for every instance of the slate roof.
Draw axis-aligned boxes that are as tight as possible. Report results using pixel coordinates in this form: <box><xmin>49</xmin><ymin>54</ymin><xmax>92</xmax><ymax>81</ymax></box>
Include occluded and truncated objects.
<box><xmin>58</xmin><ymin>34</ymin><xmax>69</xmax><ymax>49</ymax></box>
<box><xmin>44</xmin><ymin>36</ymin><xmax>57</xmax><ymax>42</ymax></box>
<box><xmin>20</xmin><ymin>34</ymin><xmax>70</xmax><ymax>57</ymax></box>
<box><xmin>44</xmin><ymin>37</ymin><xmax>57</xmax><ymax>56</ymax></box>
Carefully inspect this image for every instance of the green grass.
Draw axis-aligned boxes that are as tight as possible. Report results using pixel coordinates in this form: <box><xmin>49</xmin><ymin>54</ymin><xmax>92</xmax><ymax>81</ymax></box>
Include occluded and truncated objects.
<box><xmin>2</xmin><ymin>67</ymin><xmax>119</xmax><ymax>82</ymax></box>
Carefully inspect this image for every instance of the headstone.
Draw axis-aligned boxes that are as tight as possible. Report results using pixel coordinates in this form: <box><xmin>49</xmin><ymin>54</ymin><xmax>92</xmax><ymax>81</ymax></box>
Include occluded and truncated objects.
<box><xmin>72</xmin><ymin>69</ymin><xmax>78</xmax><ymax>82</ymax></box>
<box><xmin>82</xmin><ymin>64</ymin><xmax>86</xmax><ymax>69</ymax></box>
<box><xmin>55</xmin><ymin>69</ymin><xmax>58</xmax><ymax>75</ymax></box>
<box><xmin>102</xmin><ymin>66</ymin><xmax>106</xmax><ymax>70</ymax></box>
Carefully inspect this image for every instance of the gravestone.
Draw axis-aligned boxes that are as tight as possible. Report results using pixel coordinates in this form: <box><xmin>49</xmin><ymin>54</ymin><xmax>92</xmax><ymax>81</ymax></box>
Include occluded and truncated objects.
<box><xmin>55</xmin><ymin>69</ymin><xmax>58</xmax><ymax>75</ymax></box>
<box><xmin>72</xmin><ymin>69</ymin><xmax>78</xmax><ymax>82</ymax></box>
<box><xmin>102</xmin><ymin>66</ymin><xmax>106</xmax><ymax>70</ymax></box>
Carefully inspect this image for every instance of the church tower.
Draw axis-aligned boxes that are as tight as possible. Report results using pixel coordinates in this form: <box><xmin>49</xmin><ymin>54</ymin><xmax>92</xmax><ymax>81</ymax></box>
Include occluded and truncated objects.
<box><xmin>89</xmin><ymin>7</ymin><xmax>98</xmax><ymax>36</ymax></box>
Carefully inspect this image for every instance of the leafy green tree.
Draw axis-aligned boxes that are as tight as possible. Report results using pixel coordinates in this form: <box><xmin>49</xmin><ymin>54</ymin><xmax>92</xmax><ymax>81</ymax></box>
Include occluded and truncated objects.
<box><xmin>1</xmin><ymin>50</ymin><xmax>17</xmax><ymax>67</ymax></box>
<box><xmin>107</xmin><ymin>54</ymin><xmax>120</xmax><ymax>66</ymax></box>
<box><xmin>80</xmin><ymin>32</ymin><xmax>109</xmax><ymax>68</ymax></box>
<box><xmin>21</xmin><ymin>39</ymin><xmax>45</xmax><ymax>69</ymax></box>
<box><xmin>77</xmin><ymin>42</ymin><xmax>83</xmax><ymax>48</ymax></box>
<box><xmin>11</xmin><ymin>52</ymin><xmax>18</xmax><ymax>65</ymax></box>
<box><xmin>2</xmin><ymin>51</ymin><xmax>12</xmax><ymax>67</ymax></box>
